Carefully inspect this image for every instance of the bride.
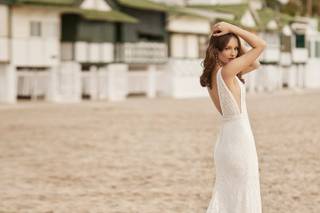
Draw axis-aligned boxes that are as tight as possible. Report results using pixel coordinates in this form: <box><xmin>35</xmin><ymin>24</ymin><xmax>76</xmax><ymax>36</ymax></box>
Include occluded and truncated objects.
<box><xmin>200</xmin><ymin>22</ymin><xmax>266</xmax><ymax>213</ymax></box>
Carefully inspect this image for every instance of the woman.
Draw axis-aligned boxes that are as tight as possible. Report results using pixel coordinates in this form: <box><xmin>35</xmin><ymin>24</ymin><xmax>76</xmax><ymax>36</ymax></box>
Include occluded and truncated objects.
<box><xmin>200</xmin><ymin>22</ymin><xmax>266</xmax><ymax>213</ymax></box>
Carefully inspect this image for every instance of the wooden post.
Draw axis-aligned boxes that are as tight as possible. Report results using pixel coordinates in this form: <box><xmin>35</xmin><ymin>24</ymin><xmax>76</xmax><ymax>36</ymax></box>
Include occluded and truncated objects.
<box><xmin>106</xmin><ymin>63</ymin><xmax>128</xmax><ymax>101</ymax></box>
<box><xmin>89</xmin><ymin>65</ymin><xmax>98</xmax><ymax>100</ymax></box>
<box><xmin>147</xmin><ymin>65</ymin><xmax>156</xmax><ymax>98</ymax></box>
<box><xmin>0</xmin><ymin>64</ymin><xmax>16</xmax><ymax>103</ymax></box>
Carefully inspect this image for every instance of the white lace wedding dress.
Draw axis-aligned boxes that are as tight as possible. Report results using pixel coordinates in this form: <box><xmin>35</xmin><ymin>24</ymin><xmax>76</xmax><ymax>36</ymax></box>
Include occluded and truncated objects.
<box><xmin>206</xmin><ymin>68</ymin><xmax>262</xmax><ymax>213</ymax></box>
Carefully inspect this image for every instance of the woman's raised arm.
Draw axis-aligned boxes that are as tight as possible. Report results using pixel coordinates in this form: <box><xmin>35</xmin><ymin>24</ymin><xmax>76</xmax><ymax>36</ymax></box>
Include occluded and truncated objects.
<box><xmin>213</xmin><ymin>22</ymin><xmax>266</xmax><ymax>78</ymax></box>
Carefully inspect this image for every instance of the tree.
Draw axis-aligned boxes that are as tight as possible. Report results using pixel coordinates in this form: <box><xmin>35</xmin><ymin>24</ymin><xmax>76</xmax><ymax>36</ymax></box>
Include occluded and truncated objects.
<box><xmin>306</xmin><ymin>0</ymin><xmax>312</xmax><ymax>16</ymax></box>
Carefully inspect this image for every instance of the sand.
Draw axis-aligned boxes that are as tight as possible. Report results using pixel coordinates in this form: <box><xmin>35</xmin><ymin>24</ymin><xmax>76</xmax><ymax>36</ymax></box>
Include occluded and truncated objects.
<box><xmin>0</xmin><ymin>89</ymin><xmax>319</xmax><ymax>213</ymax></box>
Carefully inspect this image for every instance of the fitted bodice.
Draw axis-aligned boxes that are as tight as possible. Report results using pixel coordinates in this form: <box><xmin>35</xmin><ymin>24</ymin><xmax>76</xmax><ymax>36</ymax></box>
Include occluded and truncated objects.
<box><xmin>216</xmin><ymin>68</ymin><xmax>247</xmax><ymax>120</ymax></box>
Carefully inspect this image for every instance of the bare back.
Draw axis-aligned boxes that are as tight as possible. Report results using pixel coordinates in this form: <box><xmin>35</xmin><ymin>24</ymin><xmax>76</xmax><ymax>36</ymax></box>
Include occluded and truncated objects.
<box><xmin>207</xmin><ymin>67</ymin><xmax>242</xmax><ymax>116</ymax></box>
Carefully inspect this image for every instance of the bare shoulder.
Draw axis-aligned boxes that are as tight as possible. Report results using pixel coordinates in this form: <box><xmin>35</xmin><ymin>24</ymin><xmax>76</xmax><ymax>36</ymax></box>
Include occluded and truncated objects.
<box><xmin>220</xmin><ymin>66</ymin><xmax>236</xmax><ymax>83</ymax></box>
<box><xmin>222</xmin><ymin>46</ymin><xmax>266</xmax><ymax>78</ymax></box>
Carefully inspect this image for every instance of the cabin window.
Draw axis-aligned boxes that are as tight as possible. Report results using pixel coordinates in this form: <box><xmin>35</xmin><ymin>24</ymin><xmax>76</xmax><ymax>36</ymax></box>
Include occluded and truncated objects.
<box><xmin>295</xmin><ymin>34</ymin><xmax>305</xmax><ymax>48</ymax></box>
<box><xmin>30</xmin><ymin>21</ymin><xmax>41</xmax><ymax>37</ymax></box>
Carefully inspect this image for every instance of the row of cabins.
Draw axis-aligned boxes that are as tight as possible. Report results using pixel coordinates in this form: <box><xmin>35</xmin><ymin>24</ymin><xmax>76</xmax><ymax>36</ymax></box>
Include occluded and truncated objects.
<box><xmin>0</xmin><ymin>0</ymin><xmax>320</xmax><ymax>103</ymax></box>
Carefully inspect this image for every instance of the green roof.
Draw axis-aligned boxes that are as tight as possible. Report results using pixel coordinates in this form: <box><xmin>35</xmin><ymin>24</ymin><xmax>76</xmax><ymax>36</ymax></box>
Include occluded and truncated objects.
<box><xmin>59</xmin><ymin>7</ymin><xmax>138</xmax><ymax>23</ymax></box>
<box><xmin>167</xmin><ymin>6</ymin><xmax>210</xmax><ymax>20</ymax></box>
<box><xmin>117</xmin><ymin>0</ymin><xmax>169</xmax><ymax>12</ymax></box>
<box><xmin>1</xmin><ymin>0</ymin><xmax>138</xmax><ymax>23</ymax></box>
<box><xmin>189</xmin><ymin>3</ymin><xmax>249</xmax><ymax>20</ymax></box>
<box><xmin>23</xmin><ymin>0</ymin><xmax>75</xmax><ymax>4</ymax></box>
<box><xmin>256</xmin><ymin>8</ymin><xmax>294</xmax><ymax>31</ymax></box>
<box><xmin>188</xmin><ymin>3</ymin><xmax>259</xmax><ymax>30</ymax></box>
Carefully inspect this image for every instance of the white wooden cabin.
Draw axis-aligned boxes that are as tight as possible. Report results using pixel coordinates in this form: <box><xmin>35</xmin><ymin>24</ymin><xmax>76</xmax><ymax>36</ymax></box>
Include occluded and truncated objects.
<box><xmin>0</xmin><ymin>0</ymin><xmax>136</xmax><ymax>103</ymax></box>
<box><xmin>0</xmin><ymin>4</ymin><xmax>14</xmax><ymax>103</ymax></box>
<box><xmin>248</xmin><ymin>8</ymin><xmax>282</xmax><ymax>93</ymax></box>
<box><xmin>114</xmin><ymin>0</ymin><xmax>169</xmax><ymax>98</ymax></box>
<box><xmin>286</xmin><ymin>18</ymin><xmax>309</xmax><ymax>89</ymax></box>
<box><xmin>304</xmin><ymin>18</ymin><xmax>320</xmax><ymax>88</ymax></box>
<box><xmin>0</xmin><ymin>3</ymin><xmax>61</xmax><ymax>103</ymax></box>
<box><xmin>163</xmin><ymin>7</ymin><xmax>234</xmax><ymax>98</ymax></box>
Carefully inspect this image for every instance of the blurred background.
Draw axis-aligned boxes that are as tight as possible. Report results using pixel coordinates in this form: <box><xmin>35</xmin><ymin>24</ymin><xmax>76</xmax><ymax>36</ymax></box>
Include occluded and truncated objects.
<box><xmin>0</xmin><ymin>0</ymin><xmax>319</xmax><ymax>212</ymax></box>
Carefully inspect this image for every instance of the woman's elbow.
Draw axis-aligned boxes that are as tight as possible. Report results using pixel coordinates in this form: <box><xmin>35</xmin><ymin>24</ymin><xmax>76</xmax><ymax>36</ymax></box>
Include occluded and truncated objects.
<box><xmin>253</xmin><ymin>61</ymin><xmax>261</xmax><ymax>69</ymax></box>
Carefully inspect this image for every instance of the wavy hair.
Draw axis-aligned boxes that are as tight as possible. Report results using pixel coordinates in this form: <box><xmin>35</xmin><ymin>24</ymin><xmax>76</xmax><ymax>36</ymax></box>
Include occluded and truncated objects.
<box><xmin>200</xmin><ymin>33</ymin><xmax>245</xmax><ymax>89</ymax></box>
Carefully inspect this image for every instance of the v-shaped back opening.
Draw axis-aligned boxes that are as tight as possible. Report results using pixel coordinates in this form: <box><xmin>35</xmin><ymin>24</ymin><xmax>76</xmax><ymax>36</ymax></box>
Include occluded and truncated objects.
<box><xmin>216</xmin><ymin>68</ymin><xmax>243</xmax><ymax>116</ymax></box>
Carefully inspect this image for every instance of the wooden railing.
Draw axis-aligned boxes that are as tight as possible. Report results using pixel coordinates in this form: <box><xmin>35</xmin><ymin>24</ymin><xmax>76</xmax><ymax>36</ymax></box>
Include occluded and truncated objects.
<box><xmin>16</xmin><ymin>69</ymin><xmax>49</xmax><ymax>99</ymax></box>
<box><xmin>115</xmin><ymin>42</ymin><xmax>168</xmax><ymax>64</ymax></box>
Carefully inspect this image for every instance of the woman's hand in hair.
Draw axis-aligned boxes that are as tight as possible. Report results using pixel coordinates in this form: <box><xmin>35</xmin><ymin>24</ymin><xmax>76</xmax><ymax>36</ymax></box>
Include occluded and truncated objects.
<box><xmin>212</xmin><ymin>22</ymin><xmax>234</xmax><ymax>37</ymax></box>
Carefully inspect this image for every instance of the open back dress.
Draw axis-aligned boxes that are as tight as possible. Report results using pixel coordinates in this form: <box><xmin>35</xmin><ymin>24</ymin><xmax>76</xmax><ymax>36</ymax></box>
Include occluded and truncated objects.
<box><xmin>206</xmin><ymin>67</ymin><xmax>262</xmax><ymax>213</ymax></box>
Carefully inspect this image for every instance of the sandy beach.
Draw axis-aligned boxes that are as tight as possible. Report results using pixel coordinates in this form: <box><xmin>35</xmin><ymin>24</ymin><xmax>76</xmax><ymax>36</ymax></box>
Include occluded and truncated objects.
<box><xmin>0</xmin><ymin>89</ymin><xmax>319</xmax><ymax>213</ymax></box>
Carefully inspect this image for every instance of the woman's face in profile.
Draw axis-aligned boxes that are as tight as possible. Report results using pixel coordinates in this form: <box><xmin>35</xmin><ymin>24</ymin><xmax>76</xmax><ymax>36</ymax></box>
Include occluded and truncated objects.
<box><xmin>218</xmin><ymin>37</ymin><xmax>239</xmax><ymax>65</ymax></box>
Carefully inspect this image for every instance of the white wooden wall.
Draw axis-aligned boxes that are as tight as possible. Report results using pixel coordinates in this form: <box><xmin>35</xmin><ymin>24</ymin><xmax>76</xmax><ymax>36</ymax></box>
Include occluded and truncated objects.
<box><xmin>240</xmin><ymin>10</ymin><xmax>256</xmax><ymax>28</ymax></box>
<box><xmin>127</xmin><ymin>65</ymin><xmax>157</xmax><ymax>98</ymax></box>
<box><xmin>47</xmin><ymin>62</ymin><xmax>82</xmax><ymax>102</ymax></box>
<box><xmin>81</xmin><ymin>66</ymin><xmax>109</xmax><ymax>100</ymax></box>
<box><xmin>11</xmin><ymin>6</ymin><xmax>60</xmax><ymax>66</ymax></box>
<box><xmin>16</xmin><ymin>68</ymin><xmax>49</xmax><ymax>99</ymax></box>
<box><xmin>167</xmin><ymin>16</ymin><xmax>209</xmax><ymax>59</ymax></box>
<box><xmin>80</xmin><ymin>0</ymin><xmax>111</xmax><ymax>11</ymax></box>
<box><xmin>260</xmin><ymin>33</ymin><xmax>280</xmax><ymax>63</ymax></box>
<box><xmin>75</xmin><ymin>42</ymin><xmax>114</xmax><ymax>63</ymax></box>
<box><xmin>305</xmin><ymin>35</ymin><xmax>320</xmax><ymax>88</ymax></box>
<box><xmin>167</xmin><ymin>16</ymin><xmax>210</xmax><ymax>34</ymax></box>
<box><xmin>162</xmin><ymin>59</ymin><xmax>208</xmax><ymax>98</ymax></box>
<box><xmin>61</xmin><ymin>42</ymin><xmax>114</xmax><ymax>63</ymax></box>
<box><xmin>0</xmin><ymin>5</ymin><xmax>9</xmax><ymax>62</ymax></box>
<box><xmin>0</xmin><ymin>65</ymin><xmax>16</xmax><ymax>103</ymax></box>
<box><xmin>170</xmin><ymin>34</ymin><xmax>200</xmax><ymax>58</ymax></box>
<box><xmin>47</xmin><ymin>63</ymin><xmax>128</xmax><ymax>102</ymax></box>
<box><xmin>292</xmin><ymin>48</ymin><xmax>308</xmax><ymax>63</ymax></box>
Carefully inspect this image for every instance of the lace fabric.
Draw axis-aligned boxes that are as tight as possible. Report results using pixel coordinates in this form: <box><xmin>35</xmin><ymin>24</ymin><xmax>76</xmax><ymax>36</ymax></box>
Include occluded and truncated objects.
<box><xmin>216</xmin><ymin>67</ymin><xmax>244</xmax><ymax>117</ymax></box>
<box><xmin>206</xmin><ymin>67</ymin><xmax>262</xmax><ymax>213</ymax></box>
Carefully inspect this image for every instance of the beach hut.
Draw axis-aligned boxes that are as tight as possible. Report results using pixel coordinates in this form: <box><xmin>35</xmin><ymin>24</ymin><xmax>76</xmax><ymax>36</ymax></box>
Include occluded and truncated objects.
<box><xmin>113</xmin><ymin>0</ymin><xmax>169</xmax><ymax>98</ymax></box>
<box><xmin>0</xmin><ymin>0</ymin><xmax>137</xmax><ymax>103</ymax></box>
<box><xmin>289</xmin><ymin>17</ymin><xmax>309</xmax><ymax>89</ymax></box>
<box><xmin>59</xmin><ymin>0</ymin><xmax>137</xmax><ymax>101</ymax></box>
<box><xmin>151</xmin><ymin>1</ymin><xmax>261</xmax><ymax>98</ymax></box>
<box><xmin>253</xmin><ymin>8</ymin><xmax>294</xmax><ymax>92</ymax></box>
<box><xmin>0</xmin><ymin>0</ymin><xmax>62</xmax><ymax>103</ymax></box>
<box><xmin>163</xmin><ymin>5</ymin><xmax>234</xmax><ymax>98</ymax></box>
<box><xmin>189</xmin><ymin>3</ymin><xmax>258</xmax><ymax>31</ymax></box>
<box><xmin>0</xmin><ymin>2</ymin><xmax>13</xmax><ymax>103</ymax></box>
<box><xmin>302</xmin><ymin>17</ymin><xmax>320</xmax><ymax>88</ymax></box>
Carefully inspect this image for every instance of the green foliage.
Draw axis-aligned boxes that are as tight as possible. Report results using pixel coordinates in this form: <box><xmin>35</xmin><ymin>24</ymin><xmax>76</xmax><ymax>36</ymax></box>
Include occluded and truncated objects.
<box><xmin>266</xmin><ymin>0</ymin><xmax>320</xmax><ymax>16</ymax></box>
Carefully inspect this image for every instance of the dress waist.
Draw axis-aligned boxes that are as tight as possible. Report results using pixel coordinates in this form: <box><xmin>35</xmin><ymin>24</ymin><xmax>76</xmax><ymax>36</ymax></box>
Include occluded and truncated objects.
<box><xmin>220</xmin><ymin>113</ymin><xmax>246</xmax><ymax>122</ymax></box>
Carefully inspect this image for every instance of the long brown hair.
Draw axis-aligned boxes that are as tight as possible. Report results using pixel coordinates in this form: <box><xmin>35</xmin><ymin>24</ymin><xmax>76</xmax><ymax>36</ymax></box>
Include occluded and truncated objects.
<box><xmin>200</xmin><ymin>33</ymin><xmax>245</xmax><ymax>89</ymax></box>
